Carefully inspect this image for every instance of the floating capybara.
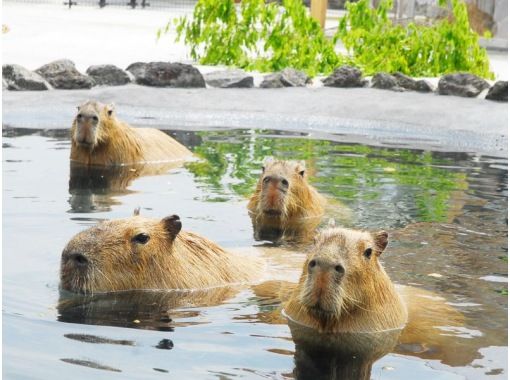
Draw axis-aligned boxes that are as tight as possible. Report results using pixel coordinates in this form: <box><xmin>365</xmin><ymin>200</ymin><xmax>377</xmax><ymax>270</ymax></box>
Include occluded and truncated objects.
<box><xmin>247</xmin><ymin>158</ymin><xmax>325</xmax><ymax>243</ymax></box>
<box><xmin>277</xmin><ymin>226</ymin><xmax>476</xmax><ymax>367</ymax></box>
<box><xmin>70</xmin><ymin>100</ymin><xmax>192</xmax><ymax>165</ymax></box>
<box><xmin>60</xmin><ymin>212</ymin><xmax>263</xmax><ymax>294</ymax></box>
<box><xmin>283</xmin><ymin>226</ymin><xmax>407</xmax><ymax>333</ymax></box>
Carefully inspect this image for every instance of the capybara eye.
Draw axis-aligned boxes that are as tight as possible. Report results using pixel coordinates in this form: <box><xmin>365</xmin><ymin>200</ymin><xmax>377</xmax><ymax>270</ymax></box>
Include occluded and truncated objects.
<box><xmin>308</xmin><ymin>259</ymin><xmax>317</xmax><ymax>269</ymax></box>
<box><xmin>335</xmin><ymin>265</ymin><xmax>345</xmax><ymax>274</ymax></box>
<box><xmin>263</xmin><ymin>177</ymin><xmax>271</xmax><ymax>184</ymax></box>
<box><xmin>364</xmin><ymin>248</ymin><xmax>373</xmax><ymax>259</ymax></box>
<box><xmin>133</xmin><ymin>233</ymin><xmax>150</xmax><ymax>244</ymax></box>
<box><xmin>77</xmin><ymin>114</ymin><xmax>83</xmax><ymax>119</ymax></box>
<box><xmin>281</xmin><ymin>179</ymin><xmax>289</xmax><ymax>187</ymax></box>
<box><xmin>92</xmin><ymin>116</ymin><xmax>99</xmax><ymax>122</ymax></box>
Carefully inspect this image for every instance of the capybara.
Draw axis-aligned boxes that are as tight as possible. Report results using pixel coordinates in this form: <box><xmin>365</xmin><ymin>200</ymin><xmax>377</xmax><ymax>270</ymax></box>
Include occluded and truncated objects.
<box><xmin>60</xmin><ymin>212</ymin><xmax>263</xmax><ymax>294</ymax></box>
<box><xmin>70</xmin><ymin>100</ymin><xmax>192</xmax><ymax>165</ymax></box>
<box><xmin>247</xmin><ymin>158</ymin><xmax>325</xmax><ymax>243</ymax></box>
<box><xmin>283</xmin><ymin>226</ymin><xmax>407</xmax><ymax>333</ymax></box>
<box><xmin>279</xmin><ymin>226</ymin><xmax>473</xmax><ymax>367</ymax></box>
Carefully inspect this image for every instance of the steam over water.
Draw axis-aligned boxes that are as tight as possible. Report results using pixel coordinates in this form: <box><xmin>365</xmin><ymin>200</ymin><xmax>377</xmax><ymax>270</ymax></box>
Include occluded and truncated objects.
<box><xmin>3</xmin><ymin>128</ymin><xmax>507</xmax><ymax>379</ymax></box>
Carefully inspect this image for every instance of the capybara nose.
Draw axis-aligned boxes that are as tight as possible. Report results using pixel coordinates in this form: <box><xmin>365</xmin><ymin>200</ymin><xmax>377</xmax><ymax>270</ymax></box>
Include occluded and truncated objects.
<box><xmin>262</xmin><ymin>175</ymin><xmax>289</xmax><ymax>190</ymax></box>
<box><xmin>68</xmin><ymin>252</ymin><xmax>89</xmax><ymax>267</ymax></box>
<box><xmin>308</xmin><ymin>259</ymin><xmax>345</xmax><ymax>275</ymax></box>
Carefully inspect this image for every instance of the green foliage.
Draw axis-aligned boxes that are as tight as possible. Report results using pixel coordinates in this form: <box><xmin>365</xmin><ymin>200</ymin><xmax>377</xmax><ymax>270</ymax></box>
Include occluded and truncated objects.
<box><xmin>161</xmin><ymin>0</ymin><xmax>493</xmax><ymax>78</ymax></box>
<box><xmin>336</xmin><ymin>0</ymin><xmax>494</xmax><ymax>78</ymax></box>
<box><xmin>168</xmin><ymin>0</ymin><xmax>341</xmax><ymax>76</ymax></box>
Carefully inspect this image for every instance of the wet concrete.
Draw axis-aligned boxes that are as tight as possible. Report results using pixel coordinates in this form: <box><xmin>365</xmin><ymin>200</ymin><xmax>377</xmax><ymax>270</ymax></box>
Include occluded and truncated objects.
<box><xmin>2</xmin><ymin>85</ymin><xmax>507</xmax><ymax>157</ymax></box>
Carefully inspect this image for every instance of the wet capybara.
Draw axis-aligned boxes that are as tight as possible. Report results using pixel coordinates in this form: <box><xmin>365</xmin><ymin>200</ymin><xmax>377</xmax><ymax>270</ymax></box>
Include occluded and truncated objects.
<box><xmin>283</xmin><ymin>226</ymin><xmax>407</xmax><ymax>333</ymax></box>
<box><xmin>247</xmin><ymin>158</ymin><xmax>325</xmax><ymax>243</ymax></box>
<box><xmin>70</xmin><ymin>100</ymin><xmax>192</xmax><ymax>165</ymax></box>
<box><xmin>60</xmin><ymin>212</ymin><xmax>263</xmax><ymax>294</ymax></box>
<box><xmin>279</xmin><ymin>226</ymin><xmax>472</xmax><ymax>367</ymax></box>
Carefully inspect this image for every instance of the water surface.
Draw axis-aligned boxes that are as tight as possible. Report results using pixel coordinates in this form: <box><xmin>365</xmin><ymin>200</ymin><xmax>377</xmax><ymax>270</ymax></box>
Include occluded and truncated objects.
<box><xmin>3</xmin><ymin>128</ymin><xmax>507</xmax><ymax>379</ymax></box>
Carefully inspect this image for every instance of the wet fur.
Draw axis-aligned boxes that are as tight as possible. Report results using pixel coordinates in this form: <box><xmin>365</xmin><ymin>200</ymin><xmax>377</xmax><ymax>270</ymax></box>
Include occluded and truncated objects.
<box><xmin>247</xmin><ymin>159</ymin><xmax>325</xmax><ymax>241</ymax></box>
<box><xmin>60</xmin><ymin>216</ymin><xmax>262</xmax><ymax>294</ymax></box>
<box><xmin>284</xmin><ymin>227</ymin><xmax>407</xmax><ymax>333</ymax></box>
<box><xmin>70</xmin><ymin>101</ymin><xmax>192</xmax><ymax>166</ymax></box>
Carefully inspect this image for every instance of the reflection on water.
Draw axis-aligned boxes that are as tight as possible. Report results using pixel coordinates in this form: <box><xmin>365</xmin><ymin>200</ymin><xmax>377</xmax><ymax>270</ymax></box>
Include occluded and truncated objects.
<box><xmin>3</xmin><ymin>127</ymin><xmax>507</xmax><ymax>379</ymax></box>
<box><xmin>289</xmin><ymin>322</ymin><xmax>401</xmax><ymax>380</ymax></box>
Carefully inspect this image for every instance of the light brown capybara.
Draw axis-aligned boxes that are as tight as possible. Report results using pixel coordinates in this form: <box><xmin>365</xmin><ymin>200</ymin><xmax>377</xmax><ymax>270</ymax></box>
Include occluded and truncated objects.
<box><xmin>60</xmin><ymin>212</ymin><xmax>263</xmax><ymax>294</ymax></box>
<box><xmin>283</xmin><ymin>226</ymin><xmax>407</xmax><ymax>333</ymax></box>
<box><xmin>276</xmin><ymin>226</ymin><xmax>478</xmax><ymax>367</ymax></box>
<box><xmin>70</xmin><ymin>100</ymin><xmax>192</xmax><ymax>166</ymax></box>
<box><xmin>247</xmin><ymin>158</ymin><xmax>325</xmax><ymax>243</ymax></box>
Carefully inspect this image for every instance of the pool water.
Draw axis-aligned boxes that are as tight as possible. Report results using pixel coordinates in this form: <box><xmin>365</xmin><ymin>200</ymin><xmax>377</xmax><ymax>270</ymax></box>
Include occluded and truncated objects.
<box><xmin>3</xmin><ymin>127</ymin><xmax>508</xmax><ymax>379</ymax></box>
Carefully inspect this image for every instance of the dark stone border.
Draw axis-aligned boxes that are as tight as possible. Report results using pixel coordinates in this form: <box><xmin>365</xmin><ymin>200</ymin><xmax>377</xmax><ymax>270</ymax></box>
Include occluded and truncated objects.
<box><xmin>2</xmin><ymin>60</ymin><xmax>507</xmax><ymax>102</ymax></box>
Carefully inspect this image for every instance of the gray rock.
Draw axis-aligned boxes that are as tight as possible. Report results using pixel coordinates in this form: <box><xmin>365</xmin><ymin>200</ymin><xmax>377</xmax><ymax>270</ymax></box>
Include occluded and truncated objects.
<box><xmin>86</xmin><ymin>64</ymin><xmax>131</xmax><ymax>86</ymax></box>
<box><xmin>125</xmin><ymin>62</ymin><xmax>147</xmax><ymax>78</ymax></box>
<box><xmin>126</xmin><ymin>62</ymin><xmax>205</xmax><ymax>88</ymax></box>
<box><xmin>260</xmin><ymin>68</ymin><xmax>310</xmax><ymax>88</ymax></box>
<box><xmin>392</xmin><ymin>72</ymin><xmax>418</xmax><ymax>91</ymax></box>
<box><xmin>2</xmin><ymin>64</ymin><xmax>52</xmax><ymax>91</ymax></box>
<box><xmin>485</xmin><ymin>81</ymin><xmax>508</xmax><ymax>102</ymax></box>
<box><xmin>279</xmin><ymin>68</ymin><xmax>310</xmax><ymax>87</ymax></box>
<box><xmin>323</xmin><ymin>65</ymin><xmax>366</xmax><ymax>88</ymax></box>
<box><xmin>204</xmin><ymin>69</ymin><xmax>254</xmax><ymax>88</ymax></box>
<box><xmin>260</xmin><ymin>73</ymin><xmax>285</xmax><ymax>88</ymax></box>
<box><xmin>437</xmin><ymin>73</ymin><xmax>490</xmax><ymax>97</ymax></box>
<box><xmin>35</xmin><ymin>59</ymin><xmax>94</xmax><ymax>89</ymax></box>
<box><xmin>415</xmin><ymin>79</ymin><xmax>434</xmax><ymax>93</ymax></box>
<box><xmin>371</xmin><ymin>72</ymin><xmax>398</xmax><ymax>89</ymax></box>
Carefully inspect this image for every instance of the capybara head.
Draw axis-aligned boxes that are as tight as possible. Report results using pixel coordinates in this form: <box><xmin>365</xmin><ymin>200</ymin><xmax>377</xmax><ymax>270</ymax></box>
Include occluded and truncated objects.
<box><xmin>60</xmin><ymin>214</ymin><xmax>183</xmax><ymax>294</ymax></box>
<box><xmin>256</xmin><ymin>158</ymin><xmax>307</xmax><ymax>217</ymax></box>
<box><xmin>299</xmin><ymin>227</ymin><xmax>388</xmax><ymax>316</ymax></box>
<box><xmin>248</xmin><ymin>158</ymin><xmax>324</xmax><ymax>226</ymax></box>
<box><xmin>286</xmin><ymin>226</ymin><xmax>396</xmax><ymax>331</ymax></box>
<box><xmin>72</xmin><ymin>100</ymin><xmax>115</xmax><ymax>148</ymax></box>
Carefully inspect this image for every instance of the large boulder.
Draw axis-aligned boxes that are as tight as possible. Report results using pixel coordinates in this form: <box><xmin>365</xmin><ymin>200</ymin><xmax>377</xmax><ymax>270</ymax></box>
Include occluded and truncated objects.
<box><xmin>204</xmin><ymin>69</ymin><xmax>253</xmax><ymax>88</ymax></box>
<box><xmin>86</xmin><ymin>64</ymin><xmax>131</xmax><ymax>86</ymax></box>
<box><xmin>323</xmin><ymin>65</ymin><xmax>366</xmax><ymax>88</ymax></box>
<box><xmin>437</xmin><ymin>73</ymin><xmax>490</xmax><ymax>97</ymax></box>
<box><xmin>126</xmin><ymin>62</ymin><xmax>205</xmax><ymax>88</ymax></box>
<box><xmin>485</xmin><ymin>81</ymin><xmax>508</xmax><ymax>102</ymax></box>
<box><xmin>2</xmin><ymin>64</ymin><xmax>52</xmax><ymax>91</ymax></box>
<box><xmin>260</xmin><ymin>68</ymin><xmax>310</xmax><ymax>88</ymax></box>
<box><xmin>35</xmin><ymin>59</ymin><xmax>94</xmax><ymax>89</ymax></box>
<box><xmin>371</xmin><ymin>72</ymin><xmax>398</xmax><ymax>89</ymax></box>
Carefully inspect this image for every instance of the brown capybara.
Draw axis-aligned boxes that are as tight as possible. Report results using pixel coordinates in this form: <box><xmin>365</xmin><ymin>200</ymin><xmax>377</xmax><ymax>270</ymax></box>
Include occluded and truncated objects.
<box><xmin>279</xmin><ymin>226</ymin><xmax>474</xmax><ymax>367</ymax></box>
<box><xmin>247</xmin><ymin>158</ymin><xmax>325</xmax><ymax>243</ymax></box>
<box><xmin>70</xmin><ymin>100</ymin><xmax>192</xmax><ymax>166</ymax></box>
<box><xmin>283</xmin><ymin>227</ymin><xmax>407</xmax><ymax>333</ymax></box>
<box><xmin>60</xmin><ymin>212</ymin><xmax>263</xmax><ymax>294</ymax></box>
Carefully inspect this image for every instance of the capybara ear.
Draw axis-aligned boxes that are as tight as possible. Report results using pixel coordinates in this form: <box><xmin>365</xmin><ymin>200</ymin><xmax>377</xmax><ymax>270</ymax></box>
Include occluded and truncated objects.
<box><xmin>133</xmin><ymin>207</ymin><xmax>141</xmax><ymax>216</ymax></box>
<box><xmin>261</xmin><ymin>157</ymin><xmax>274</xmax><ymax>173</ymax></box>
<box><xmin>373</xmin><ymin>231</ymin><xmax>389</xmax><ymax>255</ymax></box>
<box><xmin>105</xmin><ymin>103</ymin><xmax>115</xmax><ymax>116</ymax></box>
<box><xmin>295</xmin><ymin>160</ymin><xmax>306</xmax><ymax>177</ymax></box>
<box><xmin>162</xmin><ymin>215</ymin><xmax>182</xmax><ymax>239</ymax></box>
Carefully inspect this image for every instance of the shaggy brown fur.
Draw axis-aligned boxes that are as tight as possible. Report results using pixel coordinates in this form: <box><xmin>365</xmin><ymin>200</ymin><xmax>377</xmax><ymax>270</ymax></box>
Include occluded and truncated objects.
<box><xmin>70</xmin><ymin>100</ymin><xmax>192</xmax><ymax>165</ymax></box>
<box><xmin>247</xmin><ymin>158</ymin><xmax>325</xmax><ymax>242</ymax></box>
<box><xmin>60</xmin><ymin>214</ymin><xmax>263</xmax><ymax>294</ymax></box>
<box><xmin>283</xmin><ymin>227</ymin><xmax>407</xmax><ymax>333</ymax></box>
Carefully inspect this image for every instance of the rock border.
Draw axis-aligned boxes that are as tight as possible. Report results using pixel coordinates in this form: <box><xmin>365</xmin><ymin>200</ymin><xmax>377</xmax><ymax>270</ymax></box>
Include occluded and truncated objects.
<box><xmin>2</xmin><ymin>60</ymin><xmax>507</xmax><ymax>102</ymax></box>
